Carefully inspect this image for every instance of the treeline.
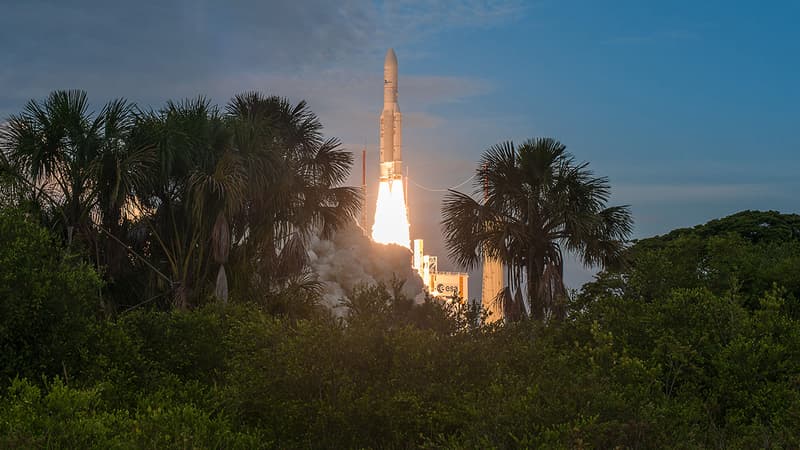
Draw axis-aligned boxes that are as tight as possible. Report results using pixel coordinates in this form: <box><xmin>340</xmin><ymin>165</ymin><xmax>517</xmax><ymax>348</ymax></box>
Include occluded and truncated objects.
<box><xmin>3</xmin><ymin>204</ymin><xmax>800</xmax><ymax>447</ymax></box>
<box><xmin>0</xmin><ymin>90</ymin><xmax>360</xmax><ymax>312</ymax></box>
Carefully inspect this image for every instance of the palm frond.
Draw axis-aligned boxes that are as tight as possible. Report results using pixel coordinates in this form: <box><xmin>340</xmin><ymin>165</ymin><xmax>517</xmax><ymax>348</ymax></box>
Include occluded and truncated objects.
<box><xmin>442</xmin><ymin>136</ymin><xmax>633</xmax><ymax>321</ymax></box>
<box><xmin>302</xmin><ymin>137</ymin><xmax>353</xmax><ymax>186</ymax></box>
<box><xmin>441</xmin><ymin>190</ymin><xmax>487</xmax><ymax>270</ymax></box>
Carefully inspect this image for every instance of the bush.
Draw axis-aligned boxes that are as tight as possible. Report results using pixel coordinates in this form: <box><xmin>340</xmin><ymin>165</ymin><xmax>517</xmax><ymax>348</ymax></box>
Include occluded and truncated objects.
<box><xmin>0</xmin><ymin>377</ymin><xmax>262</xmax><ymax>449</ymax></box>
<box><xmin>4</xmin><ymin>207</ymin><xmax>800</xmax><ymax>447</ymax></box>
<box><xmin>0</xmin><ymin>209</ymin><xmax>101</xmax><ymax>384</ymax></box>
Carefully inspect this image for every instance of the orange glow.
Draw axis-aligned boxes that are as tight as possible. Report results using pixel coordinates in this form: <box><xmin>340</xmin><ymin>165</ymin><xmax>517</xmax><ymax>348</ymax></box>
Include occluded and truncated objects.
<box><xmin>371</xmin><ymin>177</ymin><xmax>410</xmax><ymax>249</ymax></box>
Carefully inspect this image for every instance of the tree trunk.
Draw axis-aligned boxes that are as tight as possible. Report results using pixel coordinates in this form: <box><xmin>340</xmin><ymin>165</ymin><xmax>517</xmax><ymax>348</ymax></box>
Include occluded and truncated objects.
<box><xmin>215</xmin><ymin>264</ymin><xmax>229</xmax><ymax>303</ymax></box>
<box><xmin>174</xmin><ymin>282</ymin><xmax>188</xmax><ymax>310</ymax></box>
<box><xmin>528</xmin><ymin>263</ymin><xmax>545</xmax><ymax>320</ymax></box>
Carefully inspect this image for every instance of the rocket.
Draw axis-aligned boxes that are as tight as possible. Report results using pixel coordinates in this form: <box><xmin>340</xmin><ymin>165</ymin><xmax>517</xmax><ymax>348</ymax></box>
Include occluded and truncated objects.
<box><xmin>379</xmin><ymin>48</ymin><xmax>402</xmax><ymax>181</ymax></box>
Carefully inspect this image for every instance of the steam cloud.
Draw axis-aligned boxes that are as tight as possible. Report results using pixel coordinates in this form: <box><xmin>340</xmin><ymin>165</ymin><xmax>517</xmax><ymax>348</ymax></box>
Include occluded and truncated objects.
<box><xmin>308</xmin><ymin>223</ymin><xmax>425</xmax><ymax>315</ymax></box>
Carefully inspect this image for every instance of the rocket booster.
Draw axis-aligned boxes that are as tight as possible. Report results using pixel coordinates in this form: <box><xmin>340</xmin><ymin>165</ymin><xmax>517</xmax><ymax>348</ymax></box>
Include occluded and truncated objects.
<box><xmin>379</xmin><ymin>48</ymin><xmax>402</xmax><ymax>180</ymax></box>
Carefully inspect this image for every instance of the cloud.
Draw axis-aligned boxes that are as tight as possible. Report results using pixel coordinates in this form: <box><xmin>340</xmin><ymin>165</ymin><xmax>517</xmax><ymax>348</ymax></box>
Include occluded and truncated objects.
<box><xmin>613</xmin><ymin>183</ymin><xmax>775</xmax><ymax>205</ymax></box>
<box><xmin>403</xmin><ymin>75</ymin><xmax>493</xmax><ymax>105</ymax></box>
<box><xmin>0</xmin><ymin>0</ymin><xmax>524</xmax><ymax>74</ymax></box>
<box><xmin>0</xmin><ymin>0</ymin><xmax>512</xmax><ymax>120</ymax></box>
<box><xmin>0</xmin><ymin>1</ymin><xmax>373</xmax><ymax>71</ymax></box>
<box><xmin>379</xmin><ymin>0</ymin><xmax>527</xmax><ymax>39</ymax></box>
<box><xmin>404</xmin><ymin>112</ymin><xmax>445</xmax><ymax>129</ymax></box>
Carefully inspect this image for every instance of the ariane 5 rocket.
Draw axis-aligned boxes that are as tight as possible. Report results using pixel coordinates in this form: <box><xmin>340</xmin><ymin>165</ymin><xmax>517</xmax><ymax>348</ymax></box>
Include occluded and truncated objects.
<box><xmin>380</xmin><ymin>48</ymin><xmax>402</xmax><ymax>181</ymax></box>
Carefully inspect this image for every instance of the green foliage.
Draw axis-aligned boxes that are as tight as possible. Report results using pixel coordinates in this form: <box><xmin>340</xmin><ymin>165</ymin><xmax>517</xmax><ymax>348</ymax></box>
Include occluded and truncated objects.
<box><xmin>4</xmin><ymin>263</ymin><xmax>800</xmax><ymax>447</ymax></box>
<box><xmin>572</xmin><ymin>287</ymin><xmax>800</xmax><ymax>447</ymax></box>
<box><xmin>4</xmin><ymin>94</ymin><xmax>800</xmax><ymax>449</ymax></box>
<box><xmin>0</xmin><ymin>209</ymin><xmax>101</xmax><ymax>383</ymax></box>
<box><xmin>594</xmin><ymin>210</ymin><xmax>800</xmax><ymax>308</ymax></box>
<box><xmin>222</xmin><ymin>304</ymin><xmax>659</xmax><ymax>448</ymax></box>
<box><xmin>0</xmin><ymin>378</ymin><xmax>261</xmax><ymax>449</ymax></box>
<box><xmin>574</xmin><ymin>210</ymin><xmax>800</xmax><ymax>447</ymax></box>
<box><xmin>342</xmin><ymin>281</ymin><xmax>483</xmax><ymax>333</ymax></box>
<box><xmin>654</xmin><ymin>209</ymin><xmax>800</xmax><ymax>244</ymax></box>
<box><xmin>117</xmin><ymin>308</ymin><xmax>226</xmax><ymax>383</ymax></box>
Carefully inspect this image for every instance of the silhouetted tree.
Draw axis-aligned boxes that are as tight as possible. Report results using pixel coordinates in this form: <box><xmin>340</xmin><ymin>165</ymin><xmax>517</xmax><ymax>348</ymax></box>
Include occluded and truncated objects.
<box><xmin>442</xmin><ymin>138</ymin><xmax>632</xmax><ymax>320</ymax></box>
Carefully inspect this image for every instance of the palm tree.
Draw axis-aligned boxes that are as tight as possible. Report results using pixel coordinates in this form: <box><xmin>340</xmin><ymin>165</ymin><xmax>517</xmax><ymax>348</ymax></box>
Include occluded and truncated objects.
<box><xmin>186</xmin><ymin>110</ymin><xmax>246</xmax><ymax>304</ymax></box>
<box><xmin>0</xmin><ymin>90</ymin><xmax>156</xmax><ymax>259</ymax></box>
<box><xmin>441</xmin><ymin>138</ymin><xmax>633</xmax><ymax>321</ymax></box>
<box><xmin>0</xmin><ymin>90</ymin><xmax>106</xmax><ymax>245</ymax></box>
<box><xmin>126</xmin><ymin>93</ymin><xmax>360</xmax><ymax>309</ymax></box>
<box><xmin>0</xmin><ymin>90</ymin><xmax>165</xmax><ymax>311</ymax></box>
<box><xmin>0</xmin><ymin>132</ymin><xmax>33</xmax><ymax>210</ymax></box>
<box><xmin>128</xmin><ymin>98</ymin><xmax>238</xmax><ymax>309</ymax></box>
<box><xmin>93</xmin><ymin>99</ymin><xmax>157</xmax><ymax>285</ymax></box>
<box><xmin>224</xmin><ymin>92</ymin><xmax>361</xmax><ymax>307</ymax></box>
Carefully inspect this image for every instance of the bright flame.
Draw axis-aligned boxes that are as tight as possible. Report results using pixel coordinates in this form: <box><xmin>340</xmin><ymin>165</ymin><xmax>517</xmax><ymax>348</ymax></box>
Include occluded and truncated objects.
<box><xmin>371</xmin><ymin>177</ymin><xmax>410</xmax><ymax>248</ymax></box>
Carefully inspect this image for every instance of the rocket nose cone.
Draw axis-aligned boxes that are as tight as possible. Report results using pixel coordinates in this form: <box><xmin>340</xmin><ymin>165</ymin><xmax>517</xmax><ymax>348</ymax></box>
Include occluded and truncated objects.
<box><xmin>384</xmin><ymin>48</ymin><xmax>397</xmax><ymax>68</ymax></box>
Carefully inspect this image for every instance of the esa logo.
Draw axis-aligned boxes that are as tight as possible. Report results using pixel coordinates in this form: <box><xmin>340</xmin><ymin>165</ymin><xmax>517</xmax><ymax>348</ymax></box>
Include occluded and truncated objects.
<box><xmin>436</xmin><ymin>284</ymin><xmax>459</xmax><ymax>295</ymax></box>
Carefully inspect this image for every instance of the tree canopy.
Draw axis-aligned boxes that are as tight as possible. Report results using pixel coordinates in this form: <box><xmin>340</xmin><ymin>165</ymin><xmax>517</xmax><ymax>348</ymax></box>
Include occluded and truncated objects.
<box><xmin>0</xmin><ymin>90</ymin><xmax>361</xmax><ymax>311</ymax></box>
<box><xmin>442</xmin><ymin>138</ymin><xmax>632</xmax><ymax>320</ymax></box>
<box><xmin>582</xmin><ymin>210</ymin><xmax>800</xmax><ymax>311</ymax></box>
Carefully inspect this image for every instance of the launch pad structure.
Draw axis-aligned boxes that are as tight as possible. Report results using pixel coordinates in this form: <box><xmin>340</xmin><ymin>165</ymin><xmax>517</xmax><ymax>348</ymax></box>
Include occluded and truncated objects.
<box><xmin>412</xmin><ymin>239</ymin><xmax>468</xmax><ymax>302</ymax></box>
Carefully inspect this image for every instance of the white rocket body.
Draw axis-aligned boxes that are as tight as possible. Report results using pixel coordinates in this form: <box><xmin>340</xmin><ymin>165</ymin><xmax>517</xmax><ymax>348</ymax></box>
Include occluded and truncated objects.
<box><xmin>379</xmin><ymin>49</ymin><xmax>402</xmax><ymax>180</ymax></box>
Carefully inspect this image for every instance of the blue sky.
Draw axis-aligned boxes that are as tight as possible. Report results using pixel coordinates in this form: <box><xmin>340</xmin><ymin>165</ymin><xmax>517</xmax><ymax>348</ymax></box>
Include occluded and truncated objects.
<box><xmin>2</xmin><ymin>0</ymin><xmax>798</xmax><ymax>289</ymax></box>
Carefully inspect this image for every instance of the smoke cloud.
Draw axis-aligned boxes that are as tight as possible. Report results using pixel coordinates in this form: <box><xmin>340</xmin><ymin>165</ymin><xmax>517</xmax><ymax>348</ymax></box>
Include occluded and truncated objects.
<box><xmin>308</xmin><ymin>223</ymin><xmax>425</xmax><ymax>315</ymax></box>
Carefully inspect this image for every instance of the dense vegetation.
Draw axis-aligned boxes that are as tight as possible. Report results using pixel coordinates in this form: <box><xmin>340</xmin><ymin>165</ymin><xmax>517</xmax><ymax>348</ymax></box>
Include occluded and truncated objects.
<box><xmin>3</xmin><ymin>206</ymin><xmax>800</xmax><ymax>447</ymax></box>
<box><xmin>2</xmin><ymin>91</ymin><xmax>800</xmax><ymax>448</ymax></box>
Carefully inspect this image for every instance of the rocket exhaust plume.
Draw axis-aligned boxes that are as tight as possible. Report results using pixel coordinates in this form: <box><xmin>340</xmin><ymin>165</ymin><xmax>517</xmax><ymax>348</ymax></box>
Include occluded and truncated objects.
<box><xmin>372</xmin><ymin>178</ymin><xmax>410</xmax><ymax>248</ymax></box>
<box><xmin>310</xmin><ymin>222</ymin><xmax>424</xmax><ymax>315</ymax></box>
<box><xmin>372</xmin><ymin>49</ymin><xmax>411</xmax><ymax>249</ymax></box>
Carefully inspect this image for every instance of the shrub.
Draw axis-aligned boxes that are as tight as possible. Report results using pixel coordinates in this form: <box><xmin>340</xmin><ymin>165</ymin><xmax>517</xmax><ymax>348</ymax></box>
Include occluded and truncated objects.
<box><xmin>0</xmin><ymin>209</ymin><xmax>101</xmax><ymax>384</ymax></box>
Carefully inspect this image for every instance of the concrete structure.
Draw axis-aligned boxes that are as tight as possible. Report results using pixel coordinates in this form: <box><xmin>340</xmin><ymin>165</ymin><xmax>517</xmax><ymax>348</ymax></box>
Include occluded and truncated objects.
<box><xmin>481</xmin><ymin>255</ymin><xmax>504</xmax><ymax>322</ymax></box>
<box><xmin>379</xmin><ymin>48</ymin><xmax>402</xmax><ymax>182</ymax></box>
<box><xmin>480</xmin><ymin>168</ymin><xmax>504</xmax><ymax>322</ymax></box>
<box><xmin>413</xmin><ymin>239</ymin><xmax>469</xmax><ymax>301</ymax></box>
